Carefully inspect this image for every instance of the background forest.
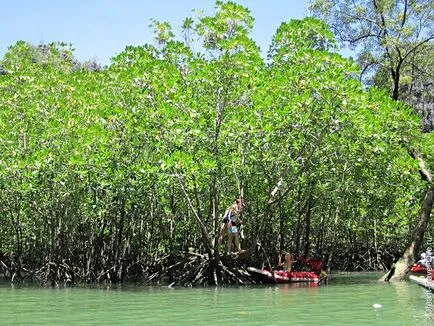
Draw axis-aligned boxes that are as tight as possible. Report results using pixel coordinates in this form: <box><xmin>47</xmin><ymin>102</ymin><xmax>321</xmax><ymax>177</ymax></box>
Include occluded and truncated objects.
<box><xmin>0</xmin><ymin>1</ymin><xmax>432</xmax><ymax>285</ymax></box>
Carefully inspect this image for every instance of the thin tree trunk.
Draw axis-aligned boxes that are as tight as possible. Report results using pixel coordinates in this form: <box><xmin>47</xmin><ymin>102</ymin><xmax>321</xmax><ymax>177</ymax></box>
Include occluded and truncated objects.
<box><xmin>294</xmin><ymin>186</ymin><xmax>302</xmax><ymax>255</ymax></box>
<box><xmin>177</xmin><ymin>177</ymin><xmax>213</xmax><ymax>256</ymax></box>
<box><xmin>303</xmin><ymin>183</ymin><xmax>315</xmax><ymax>258</ymax></box>
<box><xmin>326</xmin><ymin>207</ymin><xmax>340</xmax><ymax>275</ymax></box>
<box><xmin>279</xmin><ymin>196</ymin><xmax>285</xmax><ymax>255</ymax></box>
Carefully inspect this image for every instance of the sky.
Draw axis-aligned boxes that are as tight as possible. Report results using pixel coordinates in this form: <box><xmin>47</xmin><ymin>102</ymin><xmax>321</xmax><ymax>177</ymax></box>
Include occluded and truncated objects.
<box><xmin>1</xmin><ymin>0</ymin><xmax>311</xmax><ymax>65</ymax></box>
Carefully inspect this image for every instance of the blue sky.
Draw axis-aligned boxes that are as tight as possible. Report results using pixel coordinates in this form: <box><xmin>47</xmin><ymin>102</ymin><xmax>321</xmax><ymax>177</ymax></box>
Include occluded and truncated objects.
<box><xmin>1</xmin><ymin>0</ymin><xmax>311</xmax><ymax>65</ymax></box>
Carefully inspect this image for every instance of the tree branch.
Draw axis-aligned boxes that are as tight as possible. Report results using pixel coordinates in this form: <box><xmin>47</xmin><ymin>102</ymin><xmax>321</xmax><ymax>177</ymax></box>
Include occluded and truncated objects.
<box><xmin>177</xmin><ymin>175</ymin><xmax>213</xmax><ymax>256</ymax></box>
<box><xmin>402</xmin><ymin>35</ymin><xmax>434</xmax><ymax>62</ymax></box>
<box><xmin>401</xmin><ymin>0</ymin><xmax>408</xmax><ymax>28</ymax></box>
<box><xmin>412</xmin><ymin>151</ymin><xmax>433</xmax><ymax>184</ymax></box>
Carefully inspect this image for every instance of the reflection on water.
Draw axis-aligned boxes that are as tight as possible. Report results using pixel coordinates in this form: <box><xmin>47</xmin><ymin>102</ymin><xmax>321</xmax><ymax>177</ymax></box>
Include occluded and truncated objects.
<box><xmin>0</xmin><ymin>272</ymin><xmax>431</xmax><ymax>325</ymax></box>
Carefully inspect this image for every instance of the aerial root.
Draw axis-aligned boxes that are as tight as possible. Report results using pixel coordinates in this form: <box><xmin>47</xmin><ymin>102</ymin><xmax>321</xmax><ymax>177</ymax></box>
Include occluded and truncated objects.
<box><xmin>142</xmin><ymin>252</ymin><xmax>256</xmax><ymax>286</ymax></box>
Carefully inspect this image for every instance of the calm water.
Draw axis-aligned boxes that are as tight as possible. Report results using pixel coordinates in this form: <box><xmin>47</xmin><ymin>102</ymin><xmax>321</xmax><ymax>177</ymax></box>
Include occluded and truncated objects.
<box><xmin>0</xmin><ymin>272</ymin><xmax>432</xmax><ymax>325</ymax></box>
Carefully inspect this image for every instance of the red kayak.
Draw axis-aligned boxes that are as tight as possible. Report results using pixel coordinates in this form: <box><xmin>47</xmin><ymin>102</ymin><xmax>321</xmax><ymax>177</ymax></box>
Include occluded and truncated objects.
<box><xmin>248</xmin><ymin>257</ymin><xmax>325</xmax><ymax>284</ymax></box>
<box><xmin>247</xmin><ymin>267</ymin><xmax>320</xmax><ymax>283</ymax></box>
<box><xmin>411</xmin><ymin>264</ymin><xmax>427</xmax><ymax>274</ymax></box>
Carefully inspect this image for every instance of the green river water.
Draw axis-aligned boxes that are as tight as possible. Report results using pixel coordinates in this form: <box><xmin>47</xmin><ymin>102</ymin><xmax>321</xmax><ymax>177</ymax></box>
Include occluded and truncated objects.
<box><xmin>0</xmin><ymin>272</ymin><xmax>432</xmax><ymax>325</ymax></box>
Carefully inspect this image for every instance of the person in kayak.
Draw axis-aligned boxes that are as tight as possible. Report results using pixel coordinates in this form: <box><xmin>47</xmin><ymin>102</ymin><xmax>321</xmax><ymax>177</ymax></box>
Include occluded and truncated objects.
<box><xmin>277</xmin><ymin>251</ymin><xmax>292</xmax><ymax>273</ymax></box>
<box><xmin>218</xmin><ymin>196</ymin><xmax>245</xmax><ymax>254</ymax></box>
<box><xmin>417</xmin><ymin>252</ymin><xmax>428</xmax><ymax>267</ymax></box>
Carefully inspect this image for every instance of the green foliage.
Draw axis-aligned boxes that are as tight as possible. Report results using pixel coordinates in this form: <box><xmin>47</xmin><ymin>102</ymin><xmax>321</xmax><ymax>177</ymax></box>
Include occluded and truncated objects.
<box><xmin>269</xmin><ymin>17</ymin><xmax>337</xmax><ymax>63</ymax></box>
<box><xmin>0</xmin><ymin>1</ymin><xmax>427</xmax><ymax>280</ymax></box>
<box><xmin>309</xmin><ymin>0</ymin><xmax>434</xmax><ymax>129</ymax></box>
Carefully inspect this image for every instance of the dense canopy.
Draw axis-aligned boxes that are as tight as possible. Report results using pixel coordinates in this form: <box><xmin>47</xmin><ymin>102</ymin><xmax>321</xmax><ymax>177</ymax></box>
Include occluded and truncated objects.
<box><xmin>0</xmin><ymin>1</ymin><xmax>431</xmax><ymax>285</ymax></box>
